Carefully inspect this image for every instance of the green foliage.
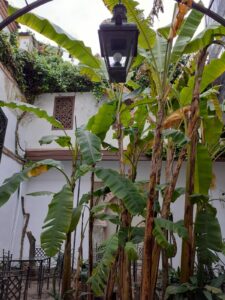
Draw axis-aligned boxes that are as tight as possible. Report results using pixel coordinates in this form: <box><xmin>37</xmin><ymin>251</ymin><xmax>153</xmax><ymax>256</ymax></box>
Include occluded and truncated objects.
<box><xmin>95</xmin><ymin>168</ymin><xmax>146</xmax><ymax>215</ymax></box>
<box><xmin>39</xmin><ymin>135</ymin><xmax>72</xmax><ymax>147</ymax></box>
<box><xmin>0</xmin><ymin>169</ymin><xmax>30</xmax><ymax>208</ymax></box>
<box><xmin>162</xmin><ymin>129</ymin><xmax>189</xmax><ymax>147</ymax></box>
<box><xmin>153</xmin><ymin>222</ymin><xmax>176</xmax><ymax>257</ymax></box>
<box><xmin>88</xmin><ymin>234</ymin><xmax>118</xmax><ymax>296</ymax></box>
<box><xmin>203</xmin><ymin>116</ymin><xmax>223</xmax><ymax>147</ymax></box>
<box><xmin>125</xmin><ymin>241</ymin><xmax>138</xmax><ymax>261</ymax></box>
<box><xmin>195</xmin><ymin>209</ymin><xmax>223</xmax><ymax>265</ymax></box>
<box><xmin>194</xmin><ymin>144</ymin><xmax>212</xmax><ymax>195</ymax></box>
<box><xmin>69</xmin><ymin>204</ymin><xmax>83</xmax><ymax>233</ymax></box>
<box><xmin>153</xmin><ymin>218</ymin><xmax>188</xmax><ymax>257</ymax></box>
<box><xmin>184</xmin><ymin>24</ymin><xmax>225</xmax><ymax>54</ymax></box>
<box><xmin>0</xmin><ymin>100</ymin><xmax>62</xmax><ymax>128</ymax></box>
<box><xmin>0</xmin><ymin>159</ymin><xmax>63</xmax><ymax>207</ymax></box>
<box><xmin>26</xmin><ymin>191</ymin><xmax>54</xmax><ymax>196</ymax></box>
<box><xmin>180</xmin><ymin>52</ymin><xmax>225</xmax><ymax>106</ymax></box>
<box><xmin>75</xmin><ymin>127</ymin><xmax>102</xmax><ymax>165</ymax></box>
<box><xmin>94</xmin><ymin>213</ymin><xmax>120</xmax><ymax>225</ymax></box>
<box><xmin>41</xmin><ymin>185</ymin><xmax>73</xmax><ymax>256</ymax></box>
<box><xmin>0</xmin><ymin>32</ymin><xmax>95</xmax><ymax>102</ymax></box>
<box><xmin>165</xmin><ymin>275</ymin><xmax>225</xmax><ymax>300</ymax></box>
<box><xmin>86</xmin><ymin>102</ymin><xmax>117</xmax><ymax>141</ymax></box>
<box><xmin>170</xmin><ymin>7</ymin><xmax>203</xmax><ymax>64</ymax></box>
<box><xmin>9</xmin><ymin>6</ymin><xmax>101</xmax><ymax>69</ymax></box>
<box><xmin>155</xmin><ymin>218</ymin><xmax>188</xmax><ymax>239</ymax></box>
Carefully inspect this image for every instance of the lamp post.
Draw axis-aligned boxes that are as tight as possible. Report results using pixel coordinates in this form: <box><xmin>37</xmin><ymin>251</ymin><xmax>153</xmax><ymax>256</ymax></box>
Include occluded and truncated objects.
<box><xmin>98</xmin><ymin>3</ymin><xmax>139</xmax><ymax>83</ymax></box>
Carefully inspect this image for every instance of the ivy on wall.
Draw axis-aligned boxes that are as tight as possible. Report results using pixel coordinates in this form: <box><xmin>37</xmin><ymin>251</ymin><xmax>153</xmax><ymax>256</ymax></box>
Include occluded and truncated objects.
<box><xmin>0</xmin><ymin>32</ymin><xmax>95</xmax><ymax>103</ymax></box>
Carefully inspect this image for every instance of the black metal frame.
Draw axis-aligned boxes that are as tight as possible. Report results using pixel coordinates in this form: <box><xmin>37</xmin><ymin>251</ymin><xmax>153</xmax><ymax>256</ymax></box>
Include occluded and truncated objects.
<box><xmin>98</xmin><ymin>3</ymin><xmax>139</xmax><ymax>83</ymax></box>
<box><xmin>0</xmin><ymin>108</ymin><xmax>8</xmax><ymax>162</ymax></box>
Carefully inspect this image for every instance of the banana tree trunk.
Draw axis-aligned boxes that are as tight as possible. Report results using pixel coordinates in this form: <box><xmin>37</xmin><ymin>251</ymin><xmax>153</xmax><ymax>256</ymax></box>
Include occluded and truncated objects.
<box><xmin>88</xmin><ymin>170</ymin><xmax>95</xmax><ymax>300</ymax></box>
<box><xmin>148</xmin><ymin>147</ymin><xmax>187</xmax><ymax>300</ymax></box>
<box><xmin>119</xmin><ymin>209</ymin><xmax>132</xmax><ymax>300</ymax></box>
<box><xmin>61</xmin><ymin>232</ymin><xmax>72</xmax><ymax>300</ymax></box>
<box><xmin>105</xmin><ymin>250</ymin><xmax>119</xmax><ymax>300</ymax></box>
<box><xmin>141</xmin><ymin>100</ymin><xmax>165</xmax><ymax>300</ymax></box>
<box><xmin>180</xmin><ymin>48</ymin><xmax>208</xmax><ymax>282</ymax></box>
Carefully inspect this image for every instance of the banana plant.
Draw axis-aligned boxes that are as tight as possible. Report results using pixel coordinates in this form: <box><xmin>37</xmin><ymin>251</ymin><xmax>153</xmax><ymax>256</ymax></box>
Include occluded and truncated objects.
<box><xmin>5</xmin><ymin>1</ymin><xmax>225</xmax><ymax>299</ymax></box>
<box><xmin>100</xmin><ymin>1</ymin><xmax>225</xmax><ymax>299</ymax></box>
<box><xmin>0</xmin><ymin>100</ymin><xmax>102</xmax><ymax>299</ymax></box>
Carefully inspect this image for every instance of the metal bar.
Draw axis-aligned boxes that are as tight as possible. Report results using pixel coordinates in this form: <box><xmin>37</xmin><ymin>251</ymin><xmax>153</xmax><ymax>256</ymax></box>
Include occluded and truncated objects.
<box><xmin>0</xmin><ymin>0</ymin><xmax>53</xmax><ymax>31</ymax></box>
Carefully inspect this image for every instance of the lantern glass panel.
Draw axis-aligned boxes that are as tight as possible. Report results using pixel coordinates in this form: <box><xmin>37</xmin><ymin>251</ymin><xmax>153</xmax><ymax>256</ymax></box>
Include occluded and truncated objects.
<box><xmin>98</xmin><ymin>3</ymin><xmax>139</xmax><ymax>82</ymax></box>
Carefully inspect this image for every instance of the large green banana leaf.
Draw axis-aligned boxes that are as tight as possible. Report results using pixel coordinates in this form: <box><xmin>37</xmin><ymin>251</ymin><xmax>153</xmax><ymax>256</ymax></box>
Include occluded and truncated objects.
<box><xmin>153</xmin><ymin>218</ymin><xmax>188</xmax><ymax>257</ymax></box>
<box><xmin>0</xmin><ymin>159</ymin><xmax>63</xmax><ymax>207</ymax></box>
<box><xmin>41</xmin><ymin>184</ymin><xmax>73</xmax><ymax>256</ymax></box>
<box><xmin>151</xmin><ymin>33</ymin><xmax>168</xmax><ymax>73</ymax></box>
<box><xmin>79</xmin><ymin>66</ymin><xmax>102</xmax><ymax>82</ymax></box>
<box><xmin>86</xmin><ymin>101</ymin><xmax>116</xmax><ymax>141</ymax></box>
<box><xmin>194</xmin><ymin>144</ymin><xmax>212</xmax><ymax>195</ymax></box>
<box><xmin>102</xmin><ymin>0</ymin><xmax>156</xmax><ymax>49</ymax></box>
<box><xmin>162</xmin><ymin>129</ymin><xmax>189</xmax><ymax>147</ymax></box>
<box><xmin>180</xmin><ymin>52</ymin><xmax>225</xmax><ymax>106</ymax></box>
<box><xmin>39</xmin><ymin>135</ymin><xmax>72</xmax><ymax>147</ymax></box>
<box><xmin>95</xmin><ymin>168</ymin><xmax>146</xmax><ymax>215</ymax></box>
<box><xmin>0</xmin><ymin>100</ymin><xmax>62</xmax><ymax>128</ymax></box>
<box><xmin>76</xmin><ymin>127</ymin><xmax>102</xmax><ymax>165</ymax></box>
<box><xmin>203</xmin><ymin>116</ymin><xmax>223</xmax><ymax>147</ymax></box>
<box><xmin>170</xmin><ymin>6</ymin><xmax>203</xmax><ymax>63</ymax></box>
<box><xmin>149</xmin><ymin>6</ymin><xmax>203</xmax><ymax>74</ymax></box>
<box><xmin>195</xmin><ymin>209</ymin><xmax>223</xmax><ymax>265</ymax></box>
<box><xmin>9</xmin><ymin>6</ymin><xmax>101</xmax><ymax>69</ymax></box>
<box><xmin>184</xmin><ymin>24</ymin><xmax>225</xmax><ymax>54</ymax></box>
<box><xmin>88</xmin><ymin>234</ymin><xmax>118</xmax><ymax>296</ymax></box>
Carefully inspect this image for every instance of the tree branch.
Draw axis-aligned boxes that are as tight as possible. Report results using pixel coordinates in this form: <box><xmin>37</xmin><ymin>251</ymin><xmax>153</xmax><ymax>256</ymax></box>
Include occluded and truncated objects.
<box><xmin>0</xmin><ymin>0</ymin><xmax>53</xmax><ymax>31</ymax></box>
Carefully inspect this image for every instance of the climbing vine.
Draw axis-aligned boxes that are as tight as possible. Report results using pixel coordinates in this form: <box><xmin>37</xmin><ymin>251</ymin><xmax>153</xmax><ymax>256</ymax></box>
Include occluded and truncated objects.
<box><xmin>0</xmin><ymin>32</ymin><xmax>96</xmax><ymax>103</ymax></box>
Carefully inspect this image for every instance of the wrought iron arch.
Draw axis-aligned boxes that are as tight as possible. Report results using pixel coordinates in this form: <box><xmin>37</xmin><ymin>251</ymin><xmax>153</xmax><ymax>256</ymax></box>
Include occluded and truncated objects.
<box><xmin>0</xmin><ymin>108</ymin><xmax>8</xmax><ymax>161</ymax></box>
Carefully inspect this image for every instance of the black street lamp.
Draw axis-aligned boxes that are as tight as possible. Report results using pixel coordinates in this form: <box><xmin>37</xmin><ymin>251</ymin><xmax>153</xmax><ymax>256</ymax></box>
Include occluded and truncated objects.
<box><xmin>98</xmin><ymin>3</ymin><xmax>139</xmax><ymax>83</ymax></box>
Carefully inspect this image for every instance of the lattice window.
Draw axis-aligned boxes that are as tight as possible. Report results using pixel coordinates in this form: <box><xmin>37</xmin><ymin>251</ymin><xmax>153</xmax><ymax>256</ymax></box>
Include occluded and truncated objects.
<box><xmin>0</xmin><ymin>108</ymin><xmax>8</xmax><ymax>161</ymax></box>
<box><xmin>53</xmin><ymin>96</ymin><xmax>75</xmax><ymax>130</ymax></box>
<box><xmin>35</xmin><ymin>247</ymin><xmax>46</xmax><ymax>258</ymax></box>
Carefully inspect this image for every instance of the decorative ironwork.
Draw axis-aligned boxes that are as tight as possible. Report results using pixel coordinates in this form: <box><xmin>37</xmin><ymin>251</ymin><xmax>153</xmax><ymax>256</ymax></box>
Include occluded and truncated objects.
<box><xmin>0</xmin><ymin>275</ymin><xmax>22</xmax><ymax>300</ymax></box>
<box><xmin>0</xmin><ymin>108</ymin><xmax>8</xmax><ymax>161</ymax></box>
<box><xmin>53</xmin><ymin>96</ymin><xmax>75</xmax><ymax>130</ymax></box>
<box><xmin>35</xmin><ymin>247</ymin><xmax>46</xmax><ymax>258</ymax></box>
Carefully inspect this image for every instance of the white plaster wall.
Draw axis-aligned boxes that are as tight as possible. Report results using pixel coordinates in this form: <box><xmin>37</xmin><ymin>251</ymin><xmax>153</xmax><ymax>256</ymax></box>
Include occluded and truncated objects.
<box><xmin>0</xmin><ymin>65</ymin><xmax>26</xmax><ymax>154</ymax></box>
<box><xmin>23</xmin><ymin>161</ymin><xmax>91</xmax><ymax>263</ymax></box>
<box><xmin>23</xmin><ymin>92</ymin><xmax>119</xmax><ymax>149</ymax></box>
<box><xmin>18</xmin><ymin>36</ymin><xmax>34</xmax><ymax>52</ymax></box>
<box><xmin>0</xmin><ymin>66</ymin><xmax>26</xmax><ymax>257</ymax></box>
<box><xmin>23</xmin><ymin>92</ymin><xmax>99</xmax><ymax>149</ymax></box>
<box><xmin>23</xmin><ymin>159</ymin><xmax>225</xmax><ymax>267</ymax></box>
<box><xmin>0</xmin><ymin>155</ymin><xmax>25</xmax><ymax>257</ymax></box>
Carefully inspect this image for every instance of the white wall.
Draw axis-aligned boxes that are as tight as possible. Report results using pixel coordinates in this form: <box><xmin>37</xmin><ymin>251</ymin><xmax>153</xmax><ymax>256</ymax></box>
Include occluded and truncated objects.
<box><xmin>0</xmin><ymin>65</ymin><xmax>26</xmax><ymax>257</ymax></box>
<box><xmin>22</xmin><ymin>159</ymin><xmax>225</xmax><ymax>267</ymax></box>
<box><xmin>23</xmin><ymin>161</ymin><xmax>91</xmax><ymax>262</ymax></box>
<box><xmin>23</xmin><ymin>93</ymin><xmax>98</xmax><ymax>149</ymax></box>
<box><xmin>23</xmin><ymin>92</ymin><xmax>118</xmax><ymax>149</ymax></box>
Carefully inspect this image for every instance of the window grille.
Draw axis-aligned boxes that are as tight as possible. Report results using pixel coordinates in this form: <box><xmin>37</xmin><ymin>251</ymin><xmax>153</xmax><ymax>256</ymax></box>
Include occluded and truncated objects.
<box><xmin>53</xmin><ymin>96</ymin><xmax>75</xmax><ymax>130</ymax></box>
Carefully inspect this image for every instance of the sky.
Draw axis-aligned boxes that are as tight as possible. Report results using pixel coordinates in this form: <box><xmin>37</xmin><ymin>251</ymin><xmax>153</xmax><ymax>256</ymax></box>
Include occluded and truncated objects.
<box><xmin>11</xmin><ymin>0</ymin><xmax>210</xmax><ymax>55</ymax></box>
